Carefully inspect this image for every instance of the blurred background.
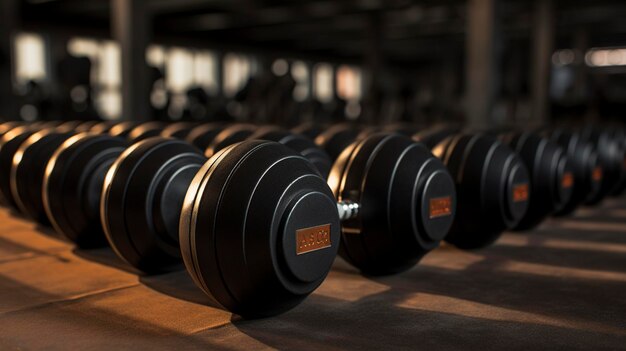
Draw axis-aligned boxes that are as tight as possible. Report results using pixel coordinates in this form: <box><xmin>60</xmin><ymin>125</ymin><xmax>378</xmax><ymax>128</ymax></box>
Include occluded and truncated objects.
<box><xmin>0</xmin><ymin>0</ymin><xmax>625</xmax><ymax>128</ymax></box>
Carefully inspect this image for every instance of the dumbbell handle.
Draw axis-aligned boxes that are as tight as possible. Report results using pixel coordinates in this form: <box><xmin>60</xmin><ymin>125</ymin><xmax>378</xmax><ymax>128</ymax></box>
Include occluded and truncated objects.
<box><xmin>337</xmin><ymin>200</ymin><xmax>360</xmax><ymax>220</ymax></box>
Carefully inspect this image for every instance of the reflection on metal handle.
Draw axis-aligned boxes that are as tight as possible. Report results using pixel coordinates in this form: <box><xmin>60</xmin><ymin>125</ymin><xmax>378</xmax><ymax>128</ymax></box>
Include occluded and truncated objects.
<box><xmin>337</xmin><ymin>200</ymin><xmax>360</xmax><ymax>221</ymax></box>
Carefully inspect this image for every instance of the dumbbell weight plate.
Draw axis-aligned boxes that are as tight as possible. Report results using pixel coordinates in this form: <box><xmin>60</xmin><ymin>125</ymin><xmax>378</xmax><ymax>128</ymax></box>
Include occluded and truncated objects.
<box><xmin>549</xmin><ymin>129</ymin><xmax>602</xmax><ymax>215</ymax></box>
<box><xmin>430</xmin><ymin>134</ymin><xmax>530</xmax><ymax>248</ymax></box>
<box><xmin>500</xmin><ymin>132</ymin><xmax>573</xmax><ymax>230</ymax></box>
<box><xmin>180</xmin><ymin>140</ymin><xmax>340</xmax><ymax>317</ymax></box>
<box><xmin>0</xmin><ymin>126</ymin><xmax>37</xmax><ymax>208</ymax></box>
<box><xmin>101</xmin><ymin>138</ymin><xmax>205</xmax><ymax>273</ymax></box>
<box><xmin>11</xmin><ymin>130</ymin><xmax>76</xmax><ymax>224</ymax></box>
<box><xmin>43</xmin><ymin>134</ymin><xmax>127</xmax><ymax>248</ymax></box>
<box><xmin>581</xmin><ymin>127</ymin><xmax>624</xmax><ymax>204</ymax></box>
<box><xmin>329</xmin><ymin>133</ymin><xmax>456</xmax><ymax>275</ymax></box>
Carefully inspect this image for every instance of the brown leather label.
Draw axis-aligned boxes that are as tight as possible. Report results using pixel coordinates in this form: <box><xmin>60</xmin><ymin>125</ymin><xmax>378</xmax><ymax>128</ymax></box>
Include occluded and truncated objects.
<box><xmin>429</xmin><ymin>196</ymin><xmax>452</xmax><ymax>219</ymax></box>
<box><xmin>562</xmin><ymin>172</ymin><xmax>574</xmax><ymax>188</ymax></box>
<box><xmin>296</xmin><ymin>224</ymin><xmax>331</xmax><ymax>255</ymax></box>
<box><xmin>592</xmin><ymin>166</ymin><xmax>603</xmax><ymax>182</ymax></box>
<box><xmin>512</xmin><ymin>183</ymin><xmax>529</xmax><ymax>202</ymax></box>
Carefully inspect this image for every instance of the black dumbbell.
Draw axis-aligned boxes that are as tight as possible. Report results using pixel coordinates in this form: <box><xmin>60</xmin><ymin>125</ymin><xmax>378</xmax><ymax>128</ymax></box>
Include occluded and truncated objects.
<box><xmin>101</xmin><ymin>137</ymin><xmax>340</xmax><ymax>317</ymax></box>
<box><xmin>580</xmin><ymin>126</ymin><xmax>625</xmax><ymax>204</ymax></box>
<box><xmin>0</xmin><ymin>125</ymin><xmax>44</xmax><ymax>209</ymax></box>
<box><xmin>496</xmin><ymin>131</ymin><xmax>573</xmax><ymax>230</ymax></box>
<box><xmin>10</xmin><ymin>129</ymin><xmax>76</xmax><ymax>224</ymax></box>
<box><xmin>544</xmin><ymin>128</ymin><xmax>603</xmax><ymax>216</ymax></box>
<box><xmin>417</xmin><ymin>131</ymin><xmax>530</xmax><ymax>248</ymax></box>
<box><xmin>44</xmin><ymin>133</ymin><xmax>127</xmax><ymax>247</ymax></box>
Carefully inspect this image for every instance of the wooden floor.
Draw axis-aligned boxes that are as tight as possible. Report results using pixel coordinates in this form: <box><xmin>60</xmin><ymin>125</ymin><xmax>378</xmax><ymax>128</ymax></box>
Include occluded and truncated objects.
<box><xmin>0</xmin><ymin>199</ymin><xmax>625</xmax><ymax>350</ymax></box>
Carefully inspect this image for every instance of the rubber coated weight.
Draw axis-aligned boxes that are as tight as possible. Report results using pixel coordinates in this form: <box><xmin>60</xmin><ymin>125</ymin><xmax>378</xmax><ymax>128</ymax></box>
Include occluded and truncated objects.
<box><xmin>43</xmin><ymin>134</ymin><xmax>127</xmax><ymax>248</ymax></box>
<box><xmin>498</xmin><ymin>131</ymin><xmax>573</xmax><ymax>230</ymax></box>
<box><xmin>547</xmin><ymin>128</ymin><xmax>602</xmax><ymax>215</ymax></box>
<box><xmin>250</xmin><ymin>127</ymin><xmax>333</xmax><ymax>178</ymax></box>
<box><xmin>580</xmin><ymin>126</ymin><xmax>625</xmax><ymax>204</ymax></box>
<box><xmin>101</xmin><ymin>138</ymin><xmax>205</xmax><ymax>273</ymax></box>
<box><xmin>0</xmin><ymin>126</ymin><xmax>37</xmax><ymax>208</ymax></box>
<box><xmin>180</xmin><ymin>140</ymin><xmax>340</xmax><ymax>317</ymax></box>
<box><xmin>427</xmin><ymin>133</ymin><xmax>530</xmax><ymax>249</ymax></box>
<box><xmin>328</xmin><ymin>133</ymin><xmax>456</xmax><ymax>275</ymax></box>
<box><xmin>11</xmin><ymin>130</ymin><xmax>75</xmax><ymax>224</ymax></box>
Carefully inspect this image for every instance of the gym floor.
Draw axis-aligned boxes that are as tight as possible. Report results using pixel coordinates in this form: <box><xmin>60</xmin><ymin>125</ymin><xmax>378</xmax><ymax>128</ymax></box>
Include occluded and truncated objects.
<box><xmin>0</xmin><ymin>200</ymin><xmax>624</xmax><ymax>350</ymax></box>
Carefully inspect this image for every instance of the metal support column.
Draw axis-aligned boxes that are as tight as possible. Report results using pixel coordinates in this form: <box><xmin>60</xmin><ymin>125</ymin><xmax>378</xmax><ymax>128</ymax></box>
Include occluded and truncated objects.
<box><xmin>112</xmin><ymin>0</ymin><xmax>152</xmax><ymax>121</ymax></box>
<box><xmin>530</xmin><ymin>0</ymin><xmax>554</xmax><ymax>126</ymax></box>
<box><xmin>465</xmin><ymin>0</ymin><xmax>498</xmax><ymax>128</ymax></box>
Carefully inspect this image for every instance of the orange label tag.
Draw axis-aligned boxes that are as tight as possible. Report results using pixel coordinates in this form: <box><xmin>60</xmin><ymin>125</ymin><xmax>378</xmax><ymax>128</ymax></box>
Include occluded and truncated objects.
<box><xmin>592</xmin><ymin>167</ymin><xmax>603</xmax><ymax>182</ymax></box>
<box><xmin>296</xmin><ymin>224</ymin><xmax>331</xmax><ymax>255</ymax></box>
<box><xmin>512</xmin><ymin>183</ymin><xmax>529</xmax><ymax>202</ymax></box>
<box><xmin>562</xmin><ymin>172</ymin><xmax>574</xmax><ymax>188</ymax></box>
<box><xmin>429</xmin><ymin>196</ymin><xmax>452</xmax><ymax>219</ymax></box>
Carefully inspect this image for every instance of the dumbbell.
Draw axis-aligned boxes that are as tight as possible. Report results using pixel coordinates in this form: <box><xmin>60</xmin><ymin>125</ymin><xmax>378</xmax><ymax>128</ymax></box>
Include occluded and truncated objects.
<box><xmin>415</xmin><ymin>130</ymin><xmax>530</xmax><ymax>248</ymax></box>
<box><xmin>495</xmin><ymin>131</ymin><xmax>573</xmax><ymax>230</ymax></box>
<box><xmin>544</xmin><ymin>127</ymin><xmax>603</xmax><ymax>216</ymax></box>
<box><xmin>580</xmin><ymin>126</ymin><xmax>625</xmax><ymax>202</ymax></box>
<box><xmin>9</xmin><ymin>128</ymin><xmax>77</xmax><ymax>224</ymax></box>
<box><xmin>100</xmin><ymin>137</ymin><xmax>340</xmax><ymax>317</ymax></box>
<box><xmin>0</xmin><ymin>125</ymin><xmax>45</xmax><ymax>209</ymax></box>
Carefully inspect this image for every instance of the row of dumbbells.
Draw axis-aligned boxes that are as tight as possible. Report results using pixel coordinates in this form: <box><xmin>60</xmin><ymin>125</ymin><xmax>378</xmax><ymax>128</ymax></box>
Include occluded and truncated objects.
<box><xmin>0</xmin><ymin>119</ymin><xmax>623</xmax><ymax>318</ymax></box>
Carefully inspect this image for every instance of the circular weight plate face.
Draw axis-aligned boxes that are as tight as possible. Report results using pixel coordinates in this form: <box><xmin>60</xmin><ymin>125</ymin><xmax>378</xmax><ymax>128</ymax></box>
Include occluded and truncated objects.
<box><xmin>11</xmin><ymin>131</ymin><xmax>75</xmax><ymax>224</ymax></box>
<box><xmin>503</xmin><ymin>161</ymin><xmax>531</xmax><ymax>223</ymax></box>
<box><xmin>554</xmin><ymin>154</ymin><xmax>575</xmax><ymax>212</ymax></box>
<box><xmin>580</xmin><ymin>127</ymin><xmax>622</xmax><ymax>204</ymax></box>
<box><xmin>0</xmin><ymin>127</ymin><xmax>36</xmax><ymax>208</ymax></box>
<box><xmin>44</xmin><ymin>134</ymin><xmax>127</xmax><ymax>248</ymax></box>
<box><xmin>180</xmin><ymin>140</ymin><xmax>339</xmax><ymax>317</ymax></box>
<box><xmin>101</xmin><ymin>137</ymin><xmax>205</xmax><ymax>273</ymax></box>
<box><xmin>205</xmin><ymin>124</ymin><xmax>255</xmax><ymax>157</ymax></box>
<box><xmin>250</xmin><ymin>128</ymin><xmax>332</xmax><ymax>179</ymax></box>
<box><xmin>506</xmin><ymin>132</ymin><xmax>564</xmax><ymax>230</ymax></box>
<box><xmin>329</xmin><ymin>133</ymin><xmax>456</xmax><ymax>275</ymax></box>
<box><xmin>185</xmin><ymin>123</ymin><xmax>227</xmax><ymax>150</ymax></box>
